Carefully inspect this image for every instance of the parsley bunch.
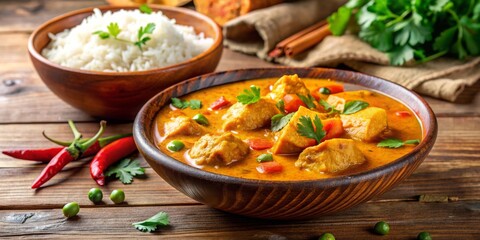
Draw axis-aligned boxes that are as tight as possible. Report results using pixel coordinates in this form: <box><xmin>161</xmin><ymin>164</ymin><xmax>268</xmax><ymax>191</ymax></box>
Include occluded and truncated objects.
<box><xmin>328</xmin><ymin>0</ymin><xmax>480</xmax><ymax>65</ymax></box>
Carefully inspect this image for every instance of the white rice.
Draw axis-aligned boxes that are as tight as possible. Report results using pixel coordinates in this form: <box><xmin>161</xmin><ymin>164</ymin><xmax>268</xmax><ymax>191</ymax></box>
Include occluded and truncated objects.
<box><xmin>41</xmin><ymin>8</ymin><xmax>214</xmax><ymax>72</ymax></box>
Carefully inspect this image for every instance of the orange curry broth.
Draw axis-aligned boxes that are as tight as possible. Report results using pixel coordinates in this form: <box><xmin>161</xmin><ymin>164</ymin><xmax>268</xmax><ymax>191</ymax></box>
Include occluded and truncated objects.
<box><xmin>154</xmin><ymin>78</ymin><xmax>423</xmax><ymax>181</ymax></box>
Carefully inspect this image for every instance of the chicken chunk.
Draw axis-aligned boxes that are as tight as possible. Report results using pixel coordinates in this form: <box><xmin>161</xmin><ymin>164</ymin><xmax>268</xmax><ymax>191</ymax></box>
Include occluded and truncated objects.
<box><xmin>340</xmin><ymin>107</ymin><xmax>387</xmax><ymax>141</ymax></box>
<box><xmin>189</xmin><ymin>133</ymin><xmax>250</xmax><ymax>166</ymax></box>
<box><xmin>222</xmin><ymin>98</ymin><xmax>280</xmax><ymax>131</ymax></box>
<box><xmin>272</xmin><ymin>106</ymin><xmax>327</xmax><ymax>154</ymax></box>
<box><xmin>268</xmin><ymin>74</ymin><xmax>311</xmax><ymax>101</ymax></box>
<box><xmin>326</xmin><ymin>90</ymin><xmax>374</xmax><ymax>112</ymax></box>
<box><xmin>163</xmin><ymin>116</ymin><xmax>205</xmax><ymax>138</ymax></box>
<box><xmin>295</xmin><ymin>139</ymin><xmax>366</xmax><ymax>173</ymax></box>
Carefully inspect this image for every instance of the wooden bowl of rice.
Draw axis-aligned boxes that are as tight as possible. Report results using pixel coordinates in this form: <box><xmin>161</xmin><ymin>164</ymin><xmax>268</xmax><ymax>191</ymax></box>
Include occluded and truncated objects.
<box><xmin>28</xmin><ymin>5</ymin><xmax>223</xmax><ymax>120</ymax></box>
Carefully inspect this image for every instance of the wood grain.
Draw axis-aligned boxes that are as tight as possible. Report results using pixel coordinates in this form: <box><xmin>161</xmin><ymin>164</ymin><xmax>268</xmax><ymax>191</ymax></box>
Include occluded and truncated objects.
<box><xmin>1</xmin><ymin>202</ymin><xmax>479</xmax><ymax>239</ymax></box>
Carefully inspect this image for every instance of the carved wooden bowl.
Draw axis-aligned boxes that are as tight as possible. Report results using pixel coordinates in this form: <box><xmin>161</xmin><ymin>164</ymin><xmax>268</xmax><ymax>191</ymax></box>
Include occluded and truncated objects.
<box><xmin>133</xmin><ymin>68</ymin><xmax>437</xmax><ymax>219</ymax></box>
<box><xmin>28</xmin><ymin>5</ymin><xmax>222</xmax><ymax>120</ymax></box>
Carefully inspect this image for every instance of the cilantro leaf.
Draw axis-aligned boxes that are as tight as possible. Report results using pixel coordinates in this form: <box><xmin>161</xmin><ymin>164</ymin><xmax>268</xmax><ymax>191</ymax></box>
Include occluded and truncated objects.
<box><xmin>377</xmin><ymin>138</ymin><xmax>421</xmax><ymax>148</ymax></box>
<box><xmin>171</xmin><ymin>97</ymin><xmax>189</xmax><ymax>109</ymax></box>
<box><xmin>237</xmin><ymin>85</ymin><xmax>261</xmax><ymax>105</ymax></box>
<box><xmin>433</xmin><ymin>26</ymin><xmax>457</xmax><ymax>52</ymax></box>
<box><xmin>297</xmin><ymin>94</ymin><xmax>316</xmax><ymax>109</ymax></box>
<box><xmin>276</xmin><ymin>100</ymin><xmax>285</xmax><ymax>113</ymax></box>
<box><xmin>393</xmin><ymin>19</ymin><xmax>432</xmax><ymax>46</ymax></box>
<box><xmin>93</xmin><ymin>31</ymin><xmax>110</xmax><ymax>39</ymax></box>
<box><xmin>388</xmin><ymin>45</ymin><xmax>415</xmax><ymax>66</ymax></box>
<box><xmin>359</xmin><ymin>21</ymin><xmax>394</xmax><ymax>52</ymax></box>
<box><xmin>107</xmin><ymin>22</ymin><xmax>121</xmax><ymax>38</ymax></box>
<box><xmin>296</xmin><ymin>115</ymin><xmax>326</xmax><ymax>144</ymax></box>
<box><xmin>342</xmin><ymin>100</ymin><xmax>369</xmax><ymax>115</ymax></box>
<box><xmin>271</xmin><ymin>113</ymin><xmax>294</xmax><ymax>132</ymax></box>
<box><xmin>135</xmin><ymin>23</ymin><xmax>156</xmax><ymax>50</ymax></box>
<box><xmin>105</xmin><ymin>158</ymin><xmax>145</xmax><ymax>184</ymax></box>
<box><xmin>139</xmin><ymin>4</ymin><xmax>153</xmax><ymax>14</ymax></box>
<box><xmin>189</xmin><ymin>100</ymin><xmax>202</xmax><ymax>110</ymax></box>
<box><xmin>318</xmin><ymin>99</ymin><xmax>340</xmax><ymax>114</ymax></box>
<box><xmin>132</xmin><ymin>211</ymin><xmax>169</xmax><ymax>233</ymax></box>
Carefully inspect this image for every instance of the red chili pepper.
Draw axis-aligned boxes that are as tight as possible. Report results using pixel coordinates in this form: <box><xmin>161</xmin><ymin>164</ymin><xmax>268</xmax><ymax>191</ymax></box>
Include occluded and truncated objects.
<box><xmin>256</xmin><ymin>162</ymin><xmax>283</xmax><ymax>174</ymax></box>
<box><xmin>90</xmin><ymin>136</ymin><xmax>137</xmax><ymax>186</ymax></box>
<box><xmin>209</xmin><ymin>96</ymin><xmax>231</xmax><ymax>110</ymax></box>
<box><xmin>31</xmin><ymin>121</ymin><xmax>106</xmax><ymax>189</ymax></box>
<box><xmin>247</xmin><ymin>138</ymin><xmax>274</xmax><ymax>150</ymax></box>
<box><xmin>2</xmin><ymin>133</ymin><xmax>130</xmax><ymax>162</ymax></box>
<box><xmin>395</xmin><ymin>111</ymin><xmax>411</xmax><ymax>117</ymax></box>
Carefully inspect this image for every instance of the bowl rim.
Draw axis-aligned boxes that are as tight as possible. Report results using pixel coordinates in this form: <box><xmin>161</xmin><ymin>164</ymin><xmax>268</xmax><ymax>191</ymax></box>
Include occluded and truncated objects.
<box><xmin>27</xmin><ymin>5</ymin><xmax>223</xmax><ymax>76</ymax></box>
<box><xmin>134</xmin><ymin>67</ymin><xmax>438</xmax><ymax>187</ymax></box>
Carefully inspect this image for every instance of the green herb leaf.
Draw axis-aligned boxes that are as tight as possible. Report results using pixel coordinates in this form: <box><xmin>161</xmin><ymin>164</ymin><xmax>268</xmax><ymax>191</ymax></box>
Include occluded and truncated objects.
<box><xmin>105</xmin><ymin>158</ymin><xmax>145</xmax><ymax>184</ymax></box>
<box><xmin>296</xmin><ymin>115</ymin><xmax>326</xmax><ymax>144</ymax></box>
<box><xmin>318</xmin><ymin>99</ymin><xmax>340</xmax><ymax>114</ymax></box>
<box><xmin>342</xmin><ymin>100</ymin><xmax>369</xmax><ymax>115</ymax></box>
<box><xmin>297</xmin><ymin>94</ymin><xmax>316</xmax><ymax>109</ymax></box>
<box><xmin>189</xmin><ymin>100</ymin><xmax>202</xmax><ymax>110</ymax></box>
<box><xmin>256</xmin><ymin>153</ymin><xmax>273</xmax><ymax>163</ymax></box>
<box><xmin>276</xmin><ymin>100</ymin><xmax>285</xmax><ymax>113</ymax></box>
<box><xmin>107</xmin><ymin>22</ymin><xmax>121</xmax><ymax>38</ymax></box>
<box><xmin>388</xmin><ymin>45</ymin><xmax>415</xmax><ymax>66</ymax></box>
<box><xmin>377</xmin><ymin>138</ymin><xmax>421</xmax><ymax>148</ymax></box>
<box><xmin>237</xmin><ymin>85</ymin><xmax>261</xmax><ymax>105</ymax></box>
<box><xmin>132</xmin><ymin>211</ymin><xmax>169</xmax><ymax>233</ymax></box>
<box><xmin>328</xmin><ymin>6</ymin><xmax>353</xmax><ymax>36</ymax></box>
<box><xmin>171</xmin><ymin>97</ymin><xmax>189</xmax><ymax>109</ymax></box>
<box><xmin>135</xmin><ymin>23</ymin><xmax>156</xmax><ymax>50</ymax></box>
<box><xmin>271</xmin><ymin>113</ymin><xmax>294</xmax><ymax>132</ymax></box>
<box><xmin>139</xmin><ymin>4</ymin><xmax>153</xmax><ymax>14</ymax></box>
<box><xmin>93</xmin><ymin>31</ymin><xmax>110</xmax><ymax>39</ymax></box>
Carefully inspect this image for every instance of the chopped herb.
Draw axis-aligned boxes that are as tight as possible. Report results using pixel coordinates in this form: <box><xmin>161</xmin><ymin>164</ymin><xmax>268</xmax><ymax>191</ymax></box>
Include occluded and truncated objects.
<box><xmin>297</xmin><ymin>94</ymin><xmax>316</xmax><ymax>109</ymax></box>
<box><xmin>132</xmin><ymin>211</ymin><xmax>169</xmax><ymax>233</ymax></box>
<box><xmin>105</xmin><ymin>158</ymin><xmax>145</xmax><ymax>184</ymax></box>
<box><xmin>377</xmin><ymin>138</ymin><xmax>421</xmax><ymax>148</ymax></box>
<box><xmin>319</xmin><ymin>87</ymin><xmax>331</xmax><ymax>95</ymax></box>
<box><xmin>318</xmin><ymin>99</ymin><xmax>340</xmax><ymax>114</ymax></box>
<box><xmin>297</xmin><ymin>115</ymin><xmax>326</xmax><ymax>144</ymax></box>
<box><xmin>93</xmin><ymin>22</ymin><xmax>155</xmax><ymax>51</ymax></box>
<box><xmin>276</xmin><ymin>99</ymin><xmax>285</xmax><ymax>113</ymax></box>
<box><xmin>271</xmin><ymin>113</ymin><xmax>294</xmax><ymax>132</ymax></box>
<box><xmin>139</xmin><ymin>4</ymin><xmax>153</xmax><ymax>14</ymax></box>
<box><xmin>170</xmin><ymin>98</ymin><xmax>202</xmax><ymax>110</ymax></box>
<box><xmin>256</xmin><ymin>153</ymin><xmax>273</xmax><ymax>163</ymax></box>
<box><xmin>342</xmin><ymin>100</ymin><xmax>369</xmax><ymax>115</ymax></box>
<box><xmin>237</xmin><ymin>85</ymin><xmax>261</xmax><ymax>105</ymax></box>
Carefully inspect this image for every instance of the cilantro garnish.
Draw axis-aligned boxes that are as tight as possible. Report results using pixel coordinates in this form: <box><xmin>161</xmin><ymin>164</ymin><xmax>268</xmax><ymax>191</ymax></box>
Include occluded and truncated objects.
<box><xmin>328</xmin><ymin>0</ymin><xmax>480</xmax><ymax>65</ymax></box>
<box><xmin>139</xmin><ymin>4</ymin><xmax>153</xmax><ymax>14</ymax></box>
<box><xmin>132</xmin><ymin>211</ymin><xmax>169</xmax><ymax>233</ymax></box>
<box><xmin>296</xmin><ymin>115</ymin><xmax>326</xmax><ymax>144</ymax></box>
<box><xmin>93</xmin><ymin>22</ymin><xmax>156</xmax><ymax>51</ymax></box>
<box><xmin>134</xmin><ymin>23</ymin><xmax>156</xmax><ymax>50</ymax></box>
<box><xmin>377</xmin><ymin>138</ymin><xmax>421</xmax><ymax>148</ymax></box>
<box><xmin>318</xmin><ymin>99</ymin><xmax>340</xmax><ymax>114</ymax></box>
<box><xmin>105</xmin><ymin>158</ymin><xmax>145</xmax><ymax>184</ymax></box>
<box><xmin>297</xmin><ymin>94</ymin><xmax>316</xmax><ymax>109</ymax></box>
<box><xmin>271</xmin><ymin>113</ymin><xmax>294</xmax><ymax>132</ymax></box>
<box><xmin>171</xmin><ymin>98</ymin><xmax>202</xmax><ymax>110</ymax></box>
<box><xmin>276</xmin><ymin>99</ymin><xmax>285</xmax><ymax>113</ymax></box>
<box><xmin>237</xmin><ymin>85</ymin><xmax>261</xmax><ymax>105</ymax></box>
<box><xmin>342</xmin><ymin>100</ymin><xmax>369</xmax><ymax>115</ymax></box>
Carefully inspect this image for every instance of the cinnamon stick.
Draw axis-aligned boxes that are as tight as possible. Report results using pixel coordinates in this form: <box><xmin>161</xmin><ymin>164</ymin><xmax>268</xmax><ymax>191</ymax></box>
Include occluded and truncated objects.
<box><xmin>268</xmin><ymin>20</ymin><xmax>327</xmax><ymax>58</ymax></box>
<box><xmin>284</xmin><ymin>23</ymin><xmax>331</xmax><ymax>57</ymax></box>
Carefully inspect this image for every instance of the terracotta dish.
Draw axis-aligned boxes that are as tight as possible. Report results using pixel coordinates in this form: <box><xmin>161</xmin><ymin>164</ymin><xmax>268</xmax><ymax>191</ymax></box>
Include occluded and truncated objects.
<box><xmin>133</xmin><ymin>67</ymin><xmax>437</xmax><ymax>219</ymax></box>
<box><xmin>28</xmin><ymin>6</ymin><xmax>222</xmax><ymax>120</ymax></box>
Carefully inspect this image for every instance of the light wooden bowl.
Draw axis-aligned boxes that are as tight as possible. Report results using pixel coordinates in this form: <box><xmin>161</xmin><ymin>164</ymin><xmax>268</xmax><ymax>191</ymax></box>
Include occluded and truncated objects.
<box><xmin>133</xmin><ymin>67</ymin><xmax>437</xmax><ymax>219</ymax></box>
<box><xmin>28</xmin><ymin>6</ymin><xmax>222</xmax><ymax>120</ymax></box>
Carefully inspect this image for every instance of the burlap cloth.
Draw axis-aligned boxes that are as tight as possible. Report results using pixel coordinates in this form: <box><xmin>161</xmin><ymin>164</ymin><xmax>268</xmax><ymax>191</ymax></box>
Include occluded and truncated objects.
<box><xmin>223</xmin><ymin>0</ymin><xmax>480</xmax><ymax>102</ymax></box>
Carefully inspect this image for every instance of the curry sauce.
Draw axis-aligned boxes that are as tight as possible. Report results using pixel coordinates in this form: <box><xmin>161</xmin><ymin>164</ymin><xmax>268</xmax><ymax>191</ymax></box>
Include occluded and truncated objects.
<box><xmin>154</xmin><ymin>77</ymin><xmax>422</xmax><ymax>181</ymax></box>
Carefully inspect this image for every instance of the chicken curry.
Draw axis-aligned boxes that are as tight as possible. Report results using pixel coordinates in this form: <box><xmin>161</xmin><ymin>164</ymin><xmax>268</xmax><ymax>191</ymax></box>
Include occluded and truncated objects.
<box><xmin>154</xmin><ymin>75</ymin><xmax>422</xmax><ymax>181</ymax></box>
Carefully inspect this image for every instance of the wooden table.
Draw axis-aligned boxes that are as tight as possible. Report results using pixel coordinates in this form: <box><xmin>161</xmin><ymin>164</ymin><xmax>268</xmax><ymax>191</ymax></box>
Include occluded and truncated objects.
<box><xmin>1</xmin><ymin>1</ymin><xmax>479</xmax><ymax>239</ymax></box>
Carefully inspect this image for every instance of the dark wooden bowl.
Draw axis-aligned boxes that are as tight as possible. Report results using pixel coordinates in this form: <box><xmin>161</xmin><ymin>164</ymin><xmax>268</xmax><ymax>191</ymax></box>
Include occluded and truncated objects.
<box><xmin>28</xmin><ymin>6</ymin><xmax>222</xmax><ymax>120</ymax></box>
<box><xmin>133</xmin><ymin>68</ymin><xmax>437</xmax><ymax>219</ymax></box>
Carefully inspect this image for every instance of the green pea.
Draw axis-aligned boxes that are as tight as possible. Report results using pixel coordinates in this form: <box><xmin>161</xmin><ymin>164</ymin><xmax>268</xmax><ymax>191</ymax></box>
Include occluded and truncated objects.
<box><xmin>62</xmin><ymin>202</ymin><xmax>80</xmax><ymax>218</ymax></box>
<box><xmin>256</xmin><ymin>153</ymin><xmax>273</xmax><ymax>162</ymax></box>
<box><xmin>192</xmin><ymin>114</ymin><xmax>209</xmax><ymax>126</ymax></box>
<box><xmin>417</xmin><ymin>232</ymin><xmax>432</xmax><ymax>240</ymax></box>
<box><xmin>88</xmin><ymin>188</ymin><xmax>103</xmax><ymax>203</ymax></box>
<box><xmin>318</xmin><ymin>232</ymin><xmax>335</xmax><ymax>240</ymax></box>
<box><xmin>374</xmin><ymin>221</ymin><xmax>390</xmax><ymax>235</ymax></box>
<box><xmin>319</xmin><ymin>87</ymin><xmax>331</xmax><ymax>95</ymax></box>
<box><xmin>110</xmin><ymin>189</ymin><xmax>125</xmax><ymax>204</ymax></box>
<box><xmin>167</xmin><ymin>140</ymin><xmax>185</xmax><ymax>152</ymax></box>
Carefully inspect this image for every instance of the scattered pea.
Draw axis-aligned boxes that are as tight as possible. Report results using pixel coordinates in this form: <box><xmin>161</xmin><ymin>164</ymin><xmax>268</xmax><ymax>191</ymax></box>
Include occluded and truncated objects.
<box><xmin>192</xmin><ymin>113</ymin><xmax>209</xmax><ymax>126</ymax></box>
<box><xmin>417</xmin><ymin>231</ymin><xmax>432</xmax><ymax>240</ymax></box>
<box><xmin>319</xmin><ymin>87</ymin><xmax>331</xmax><ymax>95</ymax></box>
<box><xmin>374</xmin><ymin>221</ymin><xmax>390</xmax><ymax>235</ymax></box>
<box><xmin>88</xmin><ymin>188</ymin><xmax>103</xmax><ymax>203</ymax></box>
<box><xmin>110</xmin><ymin>189</ymin><xmax>125</xmax><ymax>204</ymax></box>
<box><xmin>167</xmin><ymin>140</ymin><xmax>185</xmax><ymax>152</ymax></box>
<box><xmin>318</xmin><ymin>232</ymin><xmax>335</xmax><ymax>240</ymax></box>
<box><xmin>256</xmin><ymin>153</ymin><xmax>273</xmax><ymax>162</ymax></box>
<box><xmin>62</xmin><ymin>202</ymin><xmax>80</xmax><ymax>218</ymax></box>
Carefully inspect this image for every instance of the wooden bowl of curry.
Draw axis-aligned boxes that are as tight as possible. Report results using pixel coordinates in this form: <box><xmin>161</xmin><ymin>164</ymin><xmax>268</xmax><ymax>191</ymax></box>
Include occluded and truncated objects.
<box><xmin>133</xmin><ymin>67</ymin><xmax>437</xmax><ymax>219</ymax></box>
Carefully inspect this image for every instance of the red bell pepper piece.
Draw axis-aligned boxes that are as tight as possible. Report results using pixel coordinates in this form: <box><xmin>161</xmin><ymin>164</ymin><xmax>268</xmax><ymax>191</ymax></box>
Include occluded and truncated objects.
<box><xmin>395</xmin><ymin>111</ymin><xmax>411</xmax><ymax>117</ymax></box>
<box><xmin>247</xmin><ymin>138</ymin><xmax>274</xmax><ymax>150</ymax></box>
<box><xmin>31</xmin><ymin>121</ymin><xmax>106</xmax><ymax>189</ymax></box>
<box><xmin>90</xmin><ymin>136</ymin><xmax>137</xmax><ymax>186</ymax></box>
<box><xmin>322</xmin><ymin>118</ymin><xmax>344</xmax><ymax>140</ymax></box>
<box><xmin>256</xmin><ymin>162</ymin><xmax>283</xmax><ymax>174</ymax></box>
<box><xmin>283</xmin><ymin>94</ymin><xmax>306</xmax><ymax>113</ymax></box>
<box><xmin>209</xmin><ymin>96</ymin><xmax>231</xmax><ymax>110</ymax></box>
